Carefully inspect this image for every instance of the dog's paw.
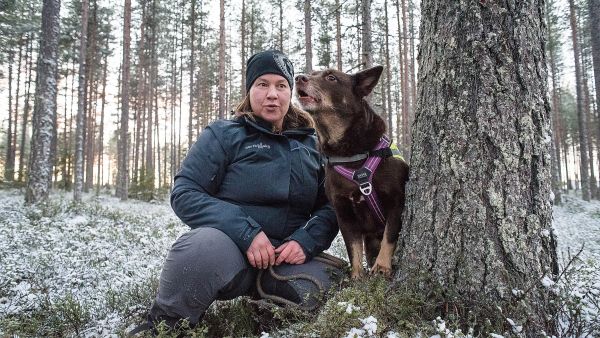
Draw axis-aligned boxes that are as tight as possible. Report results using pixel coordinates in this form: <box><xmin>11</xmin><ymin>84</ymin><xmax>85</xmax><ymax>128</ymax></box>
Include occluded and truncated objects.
<box><xmin>350</xmin><ymin>268</ymin><xmax>366</xmax><ymax>279</ymax></box>
<box><xmin>369</xmin><ymin>264</ymin><xmax>392</xmax><ymax>277</ymax></box>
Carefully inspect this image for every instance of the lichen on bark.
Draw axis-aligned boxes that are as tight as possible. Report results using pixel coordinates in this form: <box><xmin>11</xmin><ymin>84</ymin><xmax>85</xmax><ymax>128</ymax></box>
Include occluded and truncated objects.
<box><xmin>394</xmin><ymin>0</ymin><xmax>558</xmax><ymax>334</ymax></box>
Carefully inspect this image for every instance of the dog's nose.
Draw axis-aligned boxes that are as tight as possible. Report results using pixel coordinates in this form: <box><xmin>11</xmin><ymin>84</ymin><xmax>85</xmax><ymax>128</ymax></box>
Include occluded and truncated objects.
<box><xmin>295</xmin><ymin>74</ymin><xmax>308</xmax><ymax>83</ymax></box>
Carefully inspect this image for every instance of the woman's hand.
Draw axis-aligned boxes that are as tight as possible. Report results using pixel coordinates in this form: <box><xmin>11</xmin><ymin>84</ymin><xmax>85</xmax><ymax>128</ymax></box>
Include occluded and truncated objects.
<box><xmin>246</xmin><ymin>231</ymin><xmax>275</xmax><ymax>269</ymax></box>
<box><xmin>274</xmin><ymin>241</ymin><xmax>306</xmax><ymax>265</ymax></box>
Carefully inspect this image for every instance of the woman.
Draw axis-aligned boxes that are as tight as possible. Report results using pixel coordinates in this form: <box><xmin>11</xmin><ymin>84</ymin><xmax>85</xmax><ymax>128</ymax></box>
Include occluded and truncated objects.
<box><xmin>131</xmin><ymin>50</ymin><xmax>340</xmax><ymax>335</ymax></box>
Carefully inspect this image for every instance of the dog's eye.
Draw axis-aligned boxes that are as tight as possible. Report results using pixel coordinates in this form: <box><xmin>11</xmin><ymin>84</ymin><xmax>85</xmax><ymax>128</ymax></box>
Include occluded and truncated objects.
<box><xmin>326</xmin><ymin>74</ymin><xmax>337</xmax><ymax>82</ymax></box>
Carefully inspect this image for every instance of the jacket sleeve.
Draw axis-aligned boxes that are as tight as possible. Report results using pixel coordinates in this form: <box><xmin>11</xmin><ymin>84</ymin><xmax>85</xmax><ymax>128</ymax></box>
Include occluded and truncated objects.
<box><xmin>288</xmin><ymin>159</ymin><xmax>339</xmax><ymax>259</ymax></box>
<box><xmin>170</xmin><ymin>126</ymin><xmax>262</xmax><ymax>252</ymax></box>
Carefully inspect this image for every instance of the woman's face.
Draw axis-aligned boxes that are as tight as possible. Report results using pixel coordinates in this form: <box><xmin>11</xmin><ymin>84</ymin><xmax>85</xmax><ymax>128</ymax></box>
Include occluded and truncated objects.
<box><xmin>249</xmin><ymin>74</ymin><xmax>291</xmax><ymax>130</ymax></box>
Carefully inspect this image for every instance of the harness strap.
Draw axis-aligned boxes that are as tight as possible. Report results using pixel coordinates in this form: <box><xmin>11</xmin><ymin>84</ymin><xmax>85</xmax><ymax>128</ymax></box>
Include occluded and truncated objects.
<box><xmin>332</xmin><ymin>136</ymin><xmax>391</xmax><ymax>226</ymax></box>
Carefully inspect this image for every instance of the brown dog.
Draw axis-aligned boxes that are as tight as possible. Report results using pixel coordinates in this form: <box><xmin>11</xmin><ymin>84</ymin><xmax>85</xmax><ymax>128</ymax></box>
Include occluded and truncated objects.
<box><xmin>295</xmin><ymin>66</ymin><xmax>409</xmax><ymax>278</ymax></box>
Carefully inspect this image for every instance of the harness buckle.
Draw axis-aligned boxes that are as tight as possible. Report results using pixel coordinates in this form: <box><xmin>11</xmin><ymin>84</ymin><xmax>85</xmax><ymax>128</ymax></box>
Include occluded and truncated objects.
<box><xmin>359</xmin><ymin>182</ymin><xmax>373</xmax><ymax>196</ymax></box>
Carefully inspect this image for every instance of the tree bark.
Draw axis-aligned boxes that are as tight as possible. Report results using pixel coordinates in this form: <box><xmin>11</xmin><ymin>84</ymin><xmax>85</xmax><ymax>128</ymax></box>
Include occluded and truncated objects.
<box><xmin>187</xmin><ymin>0</ymin><xmax>196</xmax><ymax>150</ymax></box>
<box><xmin>240</xmin><ymin>0</ymin><xmax>246</xmax><ymax>97</ymax></box>
<box><xmin>18</xmin><ymin>35</ymin><xmax>35</xmax><ymax>183</ymax></box>
<box><xmin>304</xmin><ymin>0</ymin><xmax>313</xmax><ymax>72</ymax></box>
<box><xmin>218</xmin><ymin>0</ymin><xmax>226</xmax><ymax>119</ymax></box>
<box><xmin>396</xmin><ymin>1</ymin><xmax>558</xmax><ymax>333</ymax></box>
<box><xmin>361</xmin><ymin>0</ymin><xmax>372</xmax><ymax>69</ymax></box>
<box><xmin>335</xmin><ymin>0</ymin><xmax>342</xmax><ymax>71</ymax></box>
<box><xmin>384</xmin><ymin>0</ymin><xmax>393</xmax><ymax>139</ymax></box>
<box><xmin>116</xmin><ymin>0</ymin><xmax>131</xmax><ymax>200</ymax></box>
<box><xmin>73</xmin><ymin>0</ymin><xmax>89</xmax><ymax>202</ymax></box>
<box><xmin>546</xmin><ymin>0</ymin><xmax>563</xmax><ymax>203</ymax></box>
<box><xmin>589</xmin><ymin>0</ymin><xmax>600</xmax><ymax>191</ymax></box>
<box><xmin>5</xmin><ymin>49</ymin><xmax>15</xmax><ymax>181</ymax></box>
<box><xmin>25</xmin><ymin>0</ymin><xmax>61</xmax><ymax>203</ymax></box>
<box><xmin>568</xmin><ymin>0</ymin><xmax>591</xmax><ymax>201</ymax></box>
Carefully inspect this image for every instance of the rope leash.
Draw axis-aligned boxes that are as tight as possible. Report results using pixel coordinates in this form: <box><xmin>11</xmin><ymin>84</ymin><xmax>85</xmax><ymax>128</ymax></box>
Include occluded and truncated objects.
<box><xmin>255</xmin><ymin>252</ymin><xmax>347</xmax><ymax>311</ymax></box>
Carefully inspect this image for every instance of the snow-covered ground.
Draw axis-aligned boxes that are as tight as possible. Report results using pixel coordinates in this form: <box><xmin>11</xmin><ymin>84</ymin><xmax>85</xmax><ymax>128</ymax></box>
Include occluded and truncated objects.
<box><xmin>0</xmin><ymin>189</ymin><xmax>598</xmax><ymax>337</ymax></box>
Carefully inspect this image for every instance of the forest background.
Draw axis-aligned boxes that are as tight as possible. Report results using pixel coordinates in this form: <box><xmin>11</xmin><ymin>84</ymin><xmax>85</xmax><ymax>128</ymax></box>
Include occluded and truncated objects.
<box><xmin>1</xmin><ymin>0</ymin><xmax>600</xmax><ymax>336</ymax></box>
<box><xmin>0</xmin><ymin>0</ymin><xmax>597</xmax><ymax>202</ymax></box>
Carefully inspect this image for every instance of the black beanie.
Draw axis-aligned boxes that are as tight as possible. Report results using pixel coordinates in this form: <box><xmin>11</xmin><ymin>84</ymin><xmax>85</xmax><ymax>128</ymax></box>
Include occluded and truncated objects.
<box><xmin>245</xmin><ymin>49</ymin><xmax>294</xmax><ymax>93</ymax></box>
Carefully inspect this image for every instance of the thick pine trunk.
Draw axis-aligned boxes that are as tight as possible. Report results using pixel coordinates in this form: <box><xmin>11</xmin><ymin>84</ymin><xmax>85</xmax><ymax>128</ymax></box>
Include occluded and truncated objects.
<box><xmin>396</xmin><ymin>1</ymin><xmax>558</xmax><ymax>333</ymax></box>
<box><xmin>25</xmin><ymin>0</ymin><xmax>61</xmax><ymax>203</ymax></box>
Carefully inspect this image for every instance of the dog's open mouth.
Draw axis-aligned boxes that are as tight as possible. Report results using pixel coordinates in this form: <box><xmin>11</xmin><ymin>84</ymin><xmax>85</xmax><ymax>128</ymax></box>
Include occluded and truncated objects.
<box><xmin>297</xmin><ymin>89</ymin><xmax>318</xmax><ymax>104</ymax></box>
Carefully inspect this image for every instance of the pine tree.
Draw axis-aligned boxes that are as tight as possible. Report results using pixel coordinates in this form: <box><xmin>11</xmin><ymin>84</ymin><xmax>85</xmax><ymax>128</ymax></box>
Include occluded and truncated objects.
<box><xmin>73</xmin><ymin>0</ymin><xmax>89</xmax><ymax>202</ymax></box>
<box><xmin>25</xmin><ymin>0</ymin><xmax>61</xmax><ymax>203</ymax></box>
<box><xmin>396</xmin><ymin>0</ymin><xmax>559</xmax><ymax>333</ymax></box>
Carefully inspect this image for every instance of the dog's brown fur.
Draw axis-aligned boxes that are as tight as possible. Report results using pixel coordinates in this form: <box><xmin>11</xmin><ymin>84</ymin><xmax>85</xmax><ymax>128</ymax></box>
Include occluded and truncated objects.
<box><xmin>295</xmin><ymin>66</ymin><xmax>409</xmax><ymax>278</ymax></box>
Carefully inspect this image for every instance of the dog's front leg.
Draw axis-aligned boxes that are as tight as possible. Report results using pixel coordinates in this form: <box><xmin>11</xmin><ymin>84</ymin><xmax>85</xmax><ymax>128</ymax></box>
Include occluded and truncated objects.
<box><xmin>332</xmin><ymin>196</ymin><xmax>366</xmax><ymax>279</ymax></box>
<box><xmin>371</xmin><ymin>210</ymin><xmax>401</xmax><ymax>277</ymax></box>
<box><xmin>342</xmin><ymin>231</ymin><xmax>365</xmax><ymax>279</ymax></box>
<box><xmin>370</xmin><ymin>225</ymin><xmax>395</xmax><ymax>277</ymax></box>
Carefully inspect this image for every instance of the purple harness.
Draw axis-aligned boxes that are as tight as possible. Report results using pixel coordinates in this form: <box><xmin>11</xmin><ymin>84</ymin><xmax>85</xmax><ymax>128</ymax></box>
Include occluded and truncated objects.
<box><xmin>332</xmin><ymin>137</ymin><xmax>390</xmax><ymax>226</ymax></box>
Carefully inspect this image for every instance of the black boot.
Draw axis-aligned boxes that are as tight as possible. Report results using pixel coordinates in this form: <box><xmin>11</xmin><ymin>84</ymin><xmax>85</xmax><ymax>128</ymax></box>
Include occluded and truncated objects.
<box><xmin>128</xmin><ymin>314</ymin><xmax>195</xmax><ymax>337</ymax></box>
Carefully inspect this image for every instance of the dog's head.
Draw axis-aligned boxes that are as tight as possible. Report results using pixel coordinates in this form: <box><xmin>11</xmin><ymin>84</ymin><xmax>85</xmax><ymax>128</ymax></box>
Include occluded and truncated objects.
<box><xmin>294</xmin><ymin>66</ymin><xmax>383</xmax><ymax>115</ymax></box>
<box><xmin>294</xmin><ymin>66</ymin><xmax>384</xmax><ymax>151</ymax></box>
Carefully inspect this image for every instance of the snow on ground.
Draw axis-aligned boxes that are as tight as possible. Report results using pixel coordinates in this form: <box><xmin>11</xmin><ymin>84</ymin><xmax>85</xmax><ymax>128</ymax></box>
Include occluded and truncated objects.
<box><xmin>0</xmin><ymin>188</ymin><xmax>598</xmax><ymax>337</ymax></box>
<box><xmin>553</xmin><ymin>193</ymin><xmax>600</xmax><ymax>262</ymax></box>
<box><xmin>0</xmin><ymin>189</ymin><xmax>188</xmax><ymax>336</ymax></box>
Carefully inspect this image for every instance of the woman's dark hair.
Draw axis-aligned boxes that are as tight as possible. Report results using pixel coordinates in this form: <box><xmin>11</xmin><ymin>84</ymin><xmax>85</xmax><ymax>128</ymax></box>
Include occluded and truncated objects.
<box><xmin>234</xmin><ymin>94</ymin><xmax>315</xmax><ymax>131</ymax></box>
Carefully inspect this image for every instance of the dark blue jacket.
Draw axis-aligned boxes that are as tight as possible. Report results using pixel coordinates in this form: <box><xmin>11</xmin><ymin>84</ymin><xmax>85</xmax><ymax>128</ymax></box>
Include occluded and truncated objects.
<box><xmin>170</xmin><ymin>116</ymin><xmax>339</xmax><ymax>259</ymax></box>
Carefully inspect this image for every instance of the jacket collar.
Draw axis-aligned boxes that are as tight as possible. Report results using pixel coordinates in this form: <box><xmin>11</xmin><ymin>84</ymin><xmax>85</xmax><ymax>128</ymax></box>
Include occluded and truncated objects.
<box><xmin>237</xmin><ymin>115</ymin><xmax>315</xmax><ymax>138</ymax></box>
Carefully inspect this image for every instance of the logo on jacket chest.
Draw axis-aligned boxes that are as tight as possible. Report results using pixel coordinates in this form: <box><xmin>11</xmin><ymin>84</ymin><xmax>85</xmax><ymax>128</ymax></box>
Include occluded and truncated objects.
<box><xmin>245</xmin><ymin>142</ymin><xmax>271</xmax><ymax>150</ymax></box>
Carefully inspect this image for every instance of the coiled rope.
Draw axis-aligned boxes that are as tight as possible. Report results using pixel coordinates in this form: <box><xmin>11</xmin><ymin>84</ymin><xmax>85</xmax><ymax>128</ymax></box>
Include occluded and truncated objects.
<box><xmin>255</xmin><ymin>252</ymin><xmax>347</xmax><ymax>311</ymax></box>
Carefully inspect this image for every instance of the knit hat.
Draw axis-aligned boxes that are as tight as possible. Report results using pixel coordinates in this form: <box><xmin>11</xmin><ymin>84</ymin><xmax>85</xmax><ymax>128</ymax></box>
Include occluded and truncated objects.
<box><xmin>245</xmin><ymin>49</ymin><xmax>294</xmax><ymax>93</ymax></box>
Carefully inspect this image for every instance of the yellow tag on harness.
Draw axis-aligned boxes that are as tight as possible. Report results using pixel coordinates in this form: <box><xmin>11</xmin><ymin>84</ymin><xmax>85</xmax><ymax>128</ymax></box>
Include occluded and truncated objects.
<box><xmin>390</xmin><ymin>143</ymin><xmax>404</xmax><ymax>161</ymax></box>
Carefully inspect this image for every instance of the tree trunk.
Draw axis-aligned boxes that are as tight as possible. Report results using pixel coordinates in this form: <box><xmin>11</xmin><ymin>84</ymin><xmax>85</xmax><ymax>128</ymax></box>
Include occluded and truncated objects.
<box><xmin>589</xmin><ymin>0</ymin><xmax>600</xmax><ymax>193</ymax></box>
<box><xmin>11</xmin><ymin>36</ymin><xmax>24</xmax><ymax>182</ymax></box>
<box><xmin>278</xmin><ymin>0</ymin><xmax>283</xmax><ymax>53</ymax></box>
<box><xmin>25</xmin><ymin>0</ymin><xmax>61</xmax><ymax>203</ymax></box>
<box><xmin>335</xmin><ymin>0</ymin><xmax>342</xmax><ymax>71</ymax></box>
<box><xmin>218</xmin><ymin>0</ymin><xmax>226</xmax><ymax>119</ymax></box>
<box><xmin>116</xmin><ymin>0</ymin><xmax>131</xmax><ymax>200</ymax></box>
<box><xmin>18</xmin><ymin>35</ymin><xmax>35</xmax><ymax>183</ymax></box>
<box><xmin>73</xmin><ymin>0</ymin><xmax>89</xmax><ymax>202</ymax></box>
<box><xmin>240</xmin><ymin>0</ymin><xmax>246</xmax><ymax>97</ymax></box>
<box><xmin>96</xmin><ymin>52</ymin><xmax>107</xmax><ymax>195</ymax></box>
<box><xmin>188</xmin><ymin>0</ymin><xmax>196</xmax><ymax>149</ymax></box>
<box><xmin>546</xmin><ymin>0</ymin><xmax>563</xmax><ymax>203</ymax></box>
<box><xmin>84</xmin><ymin>0</ymin><xmax>98</xmax><ymax>192</ymax></box>
<box><xmin>396</xmin><ymin>1</ymin><xmax>559</xmax><ymax>333</ymax></box>
<box><xmin>361</xmin><ymin>0</ymin><xmax>372</xmax><ymax>69</ymax></box>
<box><xmin>384</xmin><ymin>0</ymin><xmax>393</xmax><ymax>139</ymax></box>
<box><xmin>568</xmin><ymin>0</ymin><xmax>591</xmax><ymax>201</ymax></box>
<box><xmin>304</xmin><ymin>0</ymin><xmax>313</xmax><ymax>72</ymax></box>
<box><xmin>5</xmin><ymin>50</ymin><xmax>15</xmax><ymax>181</ymax></box>
<box><xmin>401</xmin><ymin>0</ymin><xmax>411</xmax><ymax>158</ymax></box>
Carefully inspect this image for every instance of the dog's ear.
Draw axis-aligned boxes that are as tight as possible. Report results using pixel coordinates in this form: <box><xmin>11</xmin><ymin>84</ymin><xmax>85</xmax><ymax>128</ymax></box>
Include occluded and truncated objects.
<box><xmin>353</xmin><ymin>66</ymin><xmax>384</xmax><ymax>97</ymax></box>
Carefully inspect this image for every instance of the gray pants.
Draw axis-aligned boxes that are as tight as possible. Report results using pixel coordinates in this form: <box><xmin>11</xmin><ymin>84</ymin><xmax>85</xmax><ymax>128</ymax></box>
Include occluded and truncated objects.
<box><xmin>149</xmin><ymin>227</ymin><xmax>341</xmax><ymax>326</ymax></box>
